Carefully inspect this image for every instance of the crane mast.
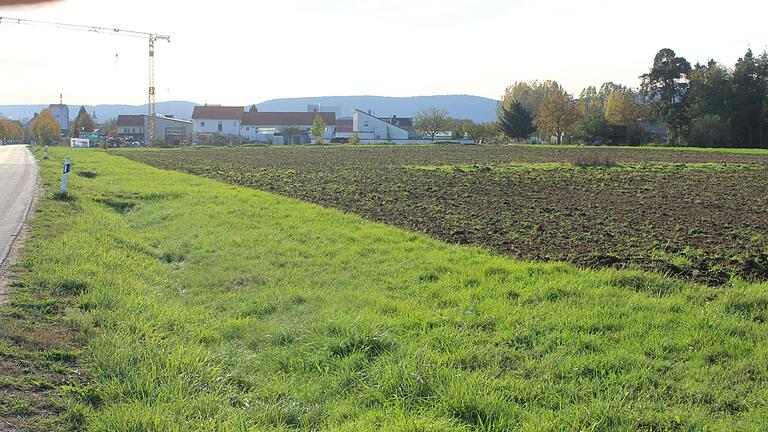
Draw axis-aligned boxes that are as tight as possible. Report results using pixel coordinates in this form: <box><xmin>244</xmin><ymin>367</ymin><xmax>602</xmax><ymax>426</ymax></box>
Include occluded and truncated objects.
<box><xmin>0</xmin><ymin>16</ymin><xmax>170</xmax><ymax>143</ymax></box>
<box><xmin>148</xmin><ymin>36</ymin><xmax>156</xmax><ymax>142</ymax></box>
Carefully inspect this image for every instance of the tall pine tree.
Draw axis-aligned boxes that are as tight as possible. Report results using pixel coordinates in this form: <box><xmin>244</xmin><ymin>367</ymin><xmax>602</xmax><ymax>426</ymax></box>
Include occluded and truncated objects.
<box><xmin>73</xmin><ymin>106</ymin><xmax>96</xmax><ymax>138</ymax></box>
<box><xmin>498</xmin><ymin>101</ymin><xmax>536</xmax><ymax>143</ymax></box>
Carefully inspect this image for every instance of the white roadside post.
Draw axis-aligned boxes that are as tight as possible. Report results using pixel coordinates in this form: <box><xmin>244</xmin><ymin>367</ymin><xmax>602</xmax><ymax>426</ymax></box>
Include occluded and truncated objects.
<box><xmin>44</xmin><ymin>145</ymin><xmax>49</xmax><ymax>159</ymax></box>
<box><xmin>61</xmin><ymin>158</ymin><xmax>72</xmax><ymax>194</ymax></box>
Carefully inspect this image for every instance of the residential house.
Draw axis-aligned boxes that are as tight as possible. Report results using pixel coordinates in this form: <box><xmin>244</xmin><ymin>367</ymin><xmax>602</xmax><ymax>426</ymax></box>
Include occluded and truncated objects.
<box><xmin>352</xmin><ymin>109</ymin><xmax>409</xmax><ymax>141</ymax></box>
<box><xmin>241</xmin><ymin>112</ymin><xmax>336</xmax><ymax>144</ymax></box>
<box><xmin>191</xmin><ymin>105</ymin><xmax>244</xmax><ymax>140</ymax></box>
<box><xmin>116</xmin><ymin>115</ymin><xmax>144</xmax><ymax>142</ymax></box>
<box><xmin>380</xmin><ymin>115</ymin><xmax>418</xmax><ymax>139</ymax></box>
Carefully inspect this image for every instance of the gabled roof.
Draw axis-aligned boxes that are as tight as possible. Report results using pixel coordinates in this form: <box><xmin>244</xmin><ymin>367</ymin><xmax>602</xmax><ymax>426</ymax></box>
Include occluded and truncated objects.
<box><xmin>242</xmin><ymin>112</ymin><xmax>336</xmax><ymax>127</ymax></box>
<box><xmin>117</xmin><ymin>115</ymin><xmax>144</xmax><ymax>127</ymax></box>
<box><xmin>192</xmin><ymin>105</ymin><xmax>244</xmax><ymax>120</ymax></box>
<box><xmin>354</xmin><ymin>109</ymin><xmax>409</xmax><ymax>134</ymax></box>
<box><xmin>380</xmin><ymin>116</ymin><xmax>413</xmax><ymax>129</ymax></box>
<box><xmin>157</xmin><ymin>115</ymin><xmax>193</xmax><ymax>125</ymax></box>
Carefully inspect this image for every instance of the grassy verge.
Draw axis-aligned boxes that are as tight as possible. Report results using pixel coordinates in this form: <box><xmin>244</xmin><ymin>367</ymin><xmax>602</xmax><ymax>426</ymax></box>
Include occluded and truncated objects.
<box><xmin>2</xmin><ymin>147</ymin><xmax>767</xmax><ymax>430</ymax></box>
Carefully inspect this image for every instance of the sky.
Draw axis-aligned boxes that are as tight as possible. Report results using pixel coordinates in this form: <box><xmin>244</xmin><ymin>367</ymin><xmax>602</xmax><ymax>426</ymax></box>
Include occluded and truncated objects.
<box><xmin>0</xmin><ymin>0</ymin><xmax>766</xmax><ymax>106</ymax></box>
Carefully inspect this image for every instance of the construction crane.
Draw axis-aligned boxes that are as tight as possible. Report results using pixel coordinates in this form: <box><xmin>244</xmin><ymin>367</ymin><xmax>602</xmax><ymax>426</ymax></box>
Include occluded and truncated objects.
<box><xmin>0</xmin><ymin>16</ymin><xmax>170</xmax><ymax>143</ymax></box>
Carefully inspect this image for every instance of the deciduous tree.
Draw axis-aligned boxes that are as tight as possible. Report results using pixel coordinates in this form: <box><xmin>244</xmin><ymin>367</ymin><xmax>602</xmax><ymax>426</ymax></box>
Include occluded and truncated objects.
<box><xmin>72</xmin><ymin>106</ymin><xmax>96</xmax><ymax>137</ymax></box>
<box><xmin>605</xmin><ymin>90</ymin><xmax>639</xmax><ymax>127</ymax></box>
<box><xmin>575</xmin><ymin>86</ymin><xmax>611</xmax><ymax>144</ymax></box>
<box><xmin>414</xmin><ymin>107</ymin><xmax>453</xmax><ymax>141</ymax></box>
<box><xmin>0</xmin><ymin>119</ymin><xmax>24</xmax><ymax>144</ymax></box>
<box><xmin>311</xmin><ymin>115</ymin><xmax>326</xmax><ymax>144</ymax></box>
<box><xmin>689</xmin><ymin>115</ymin><xmax>732</xmax><ymax>148</ymax></box>
<box><xmin>31</xmin><ymin>109</ymin><xmax>61</xmax><ymax>145</ymax></box>
<box><xmin>501</xmin><ymin>80</ymin><xmax>562</xmax><ymax>115</ymax></box>
<box><xmin>452</xmin><ymin>120</ymin><xmax>466</xmax><ymax>141</ymax></box>
<box><xmin>536</xmin><ymin>89</ymin><xmax>579</xmax><ymax>144</ymax></box>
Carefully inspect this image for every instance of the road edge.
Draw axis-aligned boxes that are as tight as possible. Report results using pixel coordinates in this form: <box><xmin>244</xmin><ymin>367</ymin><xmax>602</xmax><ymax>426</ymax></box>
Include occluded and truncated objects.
<box><xmin>0</xmin><ymin>147</ymin><xmax>41</xmax><ymax>306</ymax></box>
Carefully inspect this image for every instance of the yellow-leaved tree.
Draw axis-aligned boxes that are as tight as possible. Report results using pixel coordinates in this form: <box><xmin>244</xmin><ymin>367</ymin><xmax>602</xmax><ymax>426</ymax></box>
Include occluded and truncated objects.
<box><xmin>31</xmin><ymin>109</ymin><xmax>61</xmax><ymax>145</ymax></box>
<box><xmin>536</xmin><ymin>88</ymin><xmax>579</xmax><ymax>144</ymax></box>
<box><xmin>605</xmin><ymin>90</ymin><xmax>639</xmax><ymax>127</ymax></box>
<box><xmin>0</xmin><ymin>119</ymin><xmax>24</xmax><ymax>144</ymax></box>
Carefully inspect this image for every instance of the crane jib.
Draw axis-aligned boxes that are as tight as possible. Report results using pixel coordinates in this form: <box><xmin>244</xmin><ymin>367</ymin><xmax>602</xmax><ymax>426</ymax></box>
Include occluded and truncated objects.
<box><xmin>1</xmin><ymin>16</ymin><xmax>170</xmax><ymax>144</ymax></box>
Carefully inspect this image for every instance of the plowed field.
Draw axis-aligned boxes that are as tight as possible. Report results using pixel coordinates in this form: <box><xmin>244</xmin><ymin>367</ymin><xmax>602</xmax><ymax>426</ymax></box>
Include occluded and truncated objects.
<box><xmin>119</xmin><ymin>145</ymin><xmax>768</xmax><ymax>284</ymax></box>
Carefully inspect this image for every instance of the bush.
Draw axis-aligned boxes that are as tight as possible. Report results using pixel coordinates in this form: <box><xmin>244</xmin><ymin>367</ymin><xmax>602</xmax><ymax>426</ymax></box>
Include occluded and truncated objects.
<box><xmin>349</xmin><ymin>133</ymin><xmax>360</xmax><ymax>145</ymax></box>
<box><xmin>572</xmin><ymin>154</ymin><xmax>617</xmax><ymax>168</ymax></box>
<box><xmin>688</xmin><ymin>115</ymin><xmax>732</xmax><ymax>148</ymax></box>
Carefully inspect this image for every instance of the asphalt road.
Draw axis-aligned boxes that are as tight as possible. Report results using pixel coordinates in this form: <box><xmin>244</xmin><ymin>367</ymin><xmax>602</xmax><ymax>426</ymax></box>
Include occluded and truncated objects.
<box><xmin>0</xmin><ymin>145</ymin><xmax>38</xmax><ymax>267</ymax></box>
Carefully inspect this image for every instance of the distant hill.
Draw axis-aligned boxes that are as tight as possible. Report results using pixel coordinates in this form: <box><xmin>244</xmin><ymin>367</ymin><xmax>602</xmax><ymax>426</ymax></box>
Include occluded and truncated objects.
<box><xmin>256</xmin><ymin>95</ymin><xmax>499</xmax><ymax>123</ymax></box>
<box><xmin>0</xmin><ymin>95</ymin><xmax>500</xmax><ymax>124</ymax></box>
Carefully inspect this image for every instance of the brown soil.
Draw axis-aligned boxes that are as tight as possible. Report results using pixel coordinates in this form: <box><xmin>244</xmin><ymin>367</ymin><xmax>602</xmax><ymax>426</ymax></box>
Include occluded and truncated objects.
<box><xmin>120</xmin><ymin>145</ymin><xmax>768</xmax><ymax>285</ymax></box>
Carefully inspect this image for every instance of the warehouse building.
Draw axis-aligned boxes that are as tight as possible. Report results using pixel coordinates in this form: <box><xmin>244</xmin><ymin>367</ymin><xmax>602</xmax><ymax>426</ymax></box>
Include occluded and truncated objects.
<box><xmin>116</xmin><ymin>114</ymin><xmax>192</xmax><ymax>145</ymax></box>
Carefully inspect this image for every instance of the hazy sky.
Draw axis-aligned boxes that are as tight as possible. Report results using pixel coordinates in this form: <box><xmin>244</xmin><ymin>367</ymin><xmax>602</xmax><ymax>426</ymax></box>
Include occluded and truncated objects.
<box><xmin>1</xmin><ymin>0</ymin><xmax>766</xmax><ymax>105</ymax></box>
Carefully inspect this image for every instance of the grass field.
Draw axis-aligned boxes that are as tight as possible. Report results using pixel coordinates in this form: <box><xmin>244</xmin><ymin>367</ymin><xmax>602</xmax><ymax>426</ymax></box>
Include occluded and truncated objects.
<box><xmin>119</xmin><ymin>145</ymin><xmax>768</xmax><ymax>284</ymax></box>
<box><xmin>2</xmin><ymin>146</ymin><xmax>767</xmax><ymax>431</ymax></box>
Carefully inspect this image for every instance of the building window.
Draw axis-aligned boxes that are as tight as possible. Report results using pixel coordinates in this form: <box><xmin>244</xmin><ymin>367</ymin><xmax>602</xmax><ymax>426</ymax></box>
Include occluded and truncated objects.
<box><xmin>233</xmin><ymin>121</ymin><xmax>238</xmax><ymax>127</ymax></box>
<box><xmin>245</xmin><ymin>127</ymin><xmax>250</xmax><ymax>131</ymax></box>
<box><xmin>363</xmin><ymin>121</ymin><xmax>369</xmax><ymax>128</ymax></box>
<box><xmin>200</xmin><ymin>121</ymin><xmax>205</xmax><ymax>127</ymax></box>
<box><xmin>218</xmin><ymin>122</ymin><xmax>223</xmax><ymax>133</ymax></box>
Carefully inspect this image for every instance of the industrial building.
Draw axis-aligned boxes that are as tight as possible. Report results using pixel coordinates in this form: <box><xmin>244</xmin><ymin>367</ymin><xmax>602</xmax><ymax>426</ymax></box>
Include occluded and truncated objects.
<box><xmin>116</xmin><ymin>114</ymin><xmax>192</xmax><ymax>145</ymax></box>
<box><xmin>47</xmin><ymin>103</ymin><xmax>70</xmax><ymax>136</ymax></box>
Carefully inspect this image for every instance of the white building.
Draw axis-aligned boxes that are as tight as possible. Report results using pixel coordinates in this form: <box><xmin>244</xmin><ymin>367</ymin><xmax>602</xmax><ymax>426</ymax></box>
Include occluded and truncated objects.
<box><xmin>192</xmin><ymin>105</ymin><xmax>244</xmax><ymax>138</ymax></box>
<box><xmin>352</xmin><ymin>109</ymin><xmax>409</xmax><ymax>141</ymax></box>
<box><xmin>241</xmin><ymin>112</ymin><xmax>336</xmax><ymax>144</ymax></box>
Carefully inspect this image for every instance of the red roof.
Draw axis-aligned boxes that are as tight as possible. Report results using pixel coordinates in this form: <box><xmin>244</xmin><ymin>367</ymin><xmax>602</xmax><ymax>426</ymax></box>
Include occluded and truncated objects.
<box><xmin>336</xmin><ymin>118</ymin><xmax>353</xmax><ymax>133</ymax></box>
<box><xmin>117</xmin><ymin>115</ymin><xmax>144</xmax><ymax>127</ymax></box>
<box><xmin>192</xmin><ymin>105</ymin><xmax>244</xmax><ymax>120</ymax></box>
<box><xmin>242</xmin><ymin>112</ymin><xmax>336</xmax><ymax>127</ymax></box>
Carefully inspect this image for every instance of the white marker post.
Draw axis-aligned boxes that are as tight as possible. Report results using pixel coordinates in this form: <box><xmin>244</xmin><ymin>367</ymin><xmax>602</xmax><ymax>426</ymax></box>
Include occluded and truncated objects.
<box><xmin>43</xmin><ymin>145</ymin><xmax>49</xmax><ymax>160</ymax></box>
<box><xmin>61</xmin><ymin>158</ymin><xmax>72</xmax><ymax>194</ymax></box>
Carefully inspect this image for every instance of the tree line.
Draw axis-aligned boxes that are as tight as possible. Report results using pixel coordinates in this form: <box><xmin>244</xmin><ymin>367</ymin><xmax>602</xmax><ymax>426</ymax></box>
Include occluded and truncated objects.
<box><xmin>0</xmin><ymin>117</ymin><xmax>24</xmax><ymax>144</ymax></box>
<box><xmin>496</xmin><ymin>48</ymin><xmax>768</xmax><ymax>148</ymax></box>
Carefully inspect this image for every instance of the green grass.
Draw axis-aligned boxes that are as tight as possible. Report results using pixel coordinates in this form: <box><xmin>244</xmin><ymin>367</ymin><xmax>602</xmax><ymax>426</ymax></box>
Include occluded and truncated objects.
<box><xmin>3</xmin><ymin>146</ymin><xmax>767</xmax><ymax>430</ymax></box>
<box><xmin>126</xmin><ymin>142</ymin><xmax>768</xmax><ymax>155</ymax></box>
<box><xmin>503</xmin><ymin>143</ymin><xmax>768</xmax><ymax>155</ymax></box>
